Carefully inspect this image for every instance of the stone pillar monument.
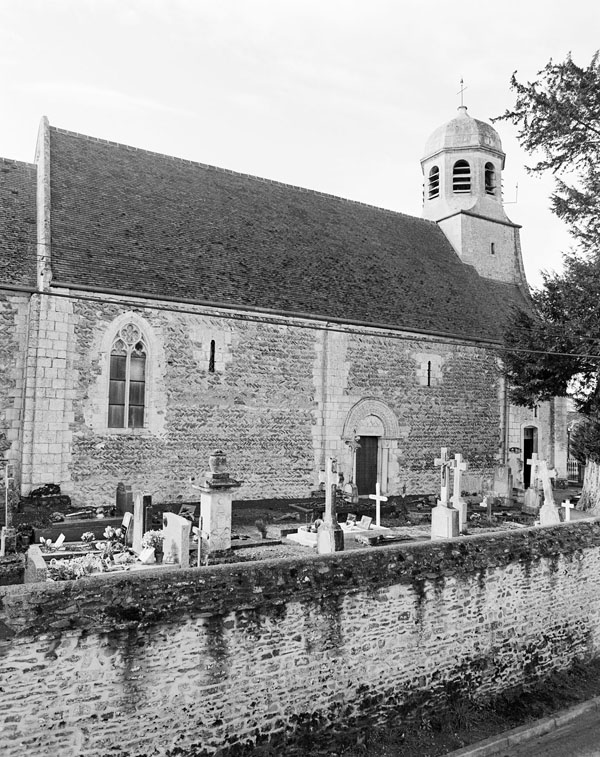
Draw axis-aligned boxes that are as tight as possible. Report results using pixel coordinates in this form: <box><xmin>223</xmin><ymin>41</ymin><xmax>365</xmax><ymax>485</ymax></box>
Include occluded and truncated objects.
<box><xmin>196</xmin><ymin>450</ymin><xmax>241</xmax><ymax>554</ymax></box>
<box><xmin>317</xmin><ymin>457</ymin><xmax>344</xmax><ymax>553</ymax></box>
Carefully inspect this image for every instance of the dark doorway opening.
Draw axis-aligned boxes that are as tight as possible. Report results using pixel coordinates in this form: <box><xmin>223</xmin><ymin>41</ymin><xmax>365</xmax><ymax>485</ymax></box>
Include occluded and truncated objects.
<box><xmin>523</xmin><ymin>427</ymin><xmax>538</xmax><ymax>488</ymax></box>
<box><xmin>356</xmin><ymin>436</ymin><xmax>378</xmax><ymax>495</ymax></box>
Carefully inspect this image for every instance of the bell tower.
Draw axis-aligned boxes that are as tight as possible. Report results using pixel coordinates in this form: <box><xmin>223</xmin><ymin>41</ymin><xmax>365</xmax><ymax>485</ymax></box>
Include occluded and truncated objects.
<box><xmin>421</xmin><ymin>105</ymin><xmax>527</xmax><ymax>285</ymax></box>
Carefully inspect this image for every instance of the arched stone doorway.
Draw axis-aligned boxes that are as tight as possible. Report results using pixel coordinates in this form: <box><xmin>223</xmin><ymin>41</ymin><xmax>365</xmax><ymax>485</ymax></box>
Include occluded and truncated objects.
<box><xmin>342</xmin><ymin>399</ymin><xmax>400</xmax><ymax>496</ymax></box>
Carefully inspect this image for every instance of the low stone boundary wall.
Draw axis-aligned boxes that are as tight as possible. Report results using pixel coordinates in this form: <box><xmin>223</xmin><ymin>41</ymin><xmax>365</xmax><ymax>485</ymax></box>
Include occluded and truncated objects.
<box><xmin>0</xmin><ymin>553</ymin><xmax>24</xmax><ymax>585</ymax></box>
<box><xmin>1</xmin><ymin>521</ymin><xmax>600</xmax><ymax>755</ymax></box>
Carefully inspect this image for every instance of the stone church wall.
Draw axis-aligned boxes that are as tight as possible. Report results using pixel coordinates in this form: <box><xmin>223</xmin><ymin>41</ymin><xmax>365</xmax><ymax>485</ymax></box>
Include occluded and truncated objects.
<box><xmin>22</xmin><ymin>293</ymin><xmax>507</xmax><ymax>506</ymax></box>
<box><xmin>0</xmin><ymin>292</ymin><xmax>30</xmax><ymax>472</ymax></box>
<box><xmin>1</xmin><ymin>521</ymin><xmax>600</xmax><ymax>756</ymax></box>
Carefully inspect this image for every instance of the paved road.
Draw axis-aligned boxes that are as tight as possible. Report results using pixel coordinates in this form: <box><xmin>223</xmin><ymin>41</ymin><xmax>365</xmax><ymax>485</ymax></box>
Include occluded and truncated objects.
<box><xmin>501</xmin><ymin>708</ymin><xmax>600</xmax><ymax>756</ymax></box>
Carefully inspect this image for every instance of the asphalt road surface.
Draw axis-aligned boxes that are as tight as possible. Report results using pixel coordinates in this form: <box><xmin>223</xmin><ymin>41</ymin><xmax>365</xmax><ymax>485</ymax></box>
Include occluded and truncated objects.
<box><xmin>502</xmin><ymin>708</ymin><xmax>600</xmax><ymax>756</ymax></box>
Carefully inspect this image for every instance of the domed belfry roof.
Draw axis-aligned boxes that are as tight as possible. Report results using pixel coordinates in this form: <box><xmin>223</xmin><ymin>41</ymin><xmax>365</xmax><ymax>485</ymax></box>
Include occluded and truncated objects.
<box><xmin>423</xmin><ymin>105</ymin><xmax>504</xmax><ymax>165</ymax></box>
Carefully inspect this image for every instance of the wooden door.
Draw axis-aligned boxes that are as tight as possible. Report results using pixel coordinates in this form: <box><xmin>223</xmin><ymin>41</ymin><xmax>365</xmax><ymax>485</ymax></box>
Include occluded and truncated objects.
<box><xmin>356</xmin><ymin>436</ymin><xmax>378</xmax><ymax>495</ymax></box>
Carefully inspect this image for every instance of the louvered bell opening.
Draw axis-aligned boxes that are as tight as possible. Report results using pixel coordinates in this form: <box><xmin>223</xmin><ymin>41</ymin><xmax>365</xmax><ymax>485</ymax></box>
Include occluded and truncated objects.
<box><xmin>453</xmin><ymin>160</ymin><xmax>471</xmax><ymax>192</ymax></box>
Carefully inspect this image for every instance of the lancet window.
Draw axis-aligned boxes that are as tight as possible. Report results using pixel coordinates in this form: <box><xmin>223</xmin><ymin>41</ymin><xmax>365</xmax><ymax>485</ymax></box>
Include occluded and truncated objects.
<box><xmin>108</xmin><ymin>323</ymin><xmax>147</xmax><ymax>428</ymax></box>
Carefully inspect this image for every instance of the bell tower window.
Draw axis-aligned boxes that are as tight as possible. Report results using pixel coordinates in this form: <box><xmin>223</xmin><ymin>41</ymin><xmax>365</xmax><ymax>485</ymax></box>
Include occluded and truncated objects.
<box><xmin>108</xmin><ymin>324</ymin><xmax>147</xmax><ymax>428</ymax></box>
<box><xmin>485</xmin><ymin>162</ymin><xmax>496</xmax><ymax>195</ymax></box>
<box><xmin>453</xmin><ymin>160</ymin><xmax>471</xmax><ymax>192</ymax></box>
<box><xmin>428</xmin><ymin>166</ymin><xmax>440</xmax><ymax>199</ymax></box>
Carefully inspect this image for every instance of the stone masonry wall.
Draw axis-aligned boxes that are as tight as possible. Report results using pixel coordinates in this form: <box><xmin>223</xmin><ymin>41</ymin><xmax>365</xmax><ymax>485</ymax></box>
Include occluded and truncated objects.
<box><xmin>2</xmin><ymin>521</ymin><xmax>600</xmax><ymax>756</ymax></box>
<box><xmin>25</xmin><ymin>293</ymin><xmax>513</xmax><ymax>507</ymax></box>
<box><xmin>0</xmin><ymin>293</ymin><xmax>29</xmax><ymax>473</ymax></box>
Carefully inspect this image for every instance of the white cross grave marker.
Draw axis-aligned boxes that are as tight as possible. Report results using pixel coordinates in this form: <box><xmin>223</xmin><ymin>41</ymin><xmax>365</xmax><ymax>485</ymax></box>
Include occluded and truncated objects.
<box><xmin>369</xmin><ymin>482</ymin><xmax>388</xmax><ymax>527</ymax></box>
<box><xmin>527</xmin><ymin>453</ymin><xmax>540</xmax><ymax>488</ymax></box>
<box><xmin>450</xmin><ymin>454</ymin><xmax>468</xmax><ymax>502</ymax></box>
<box><xmin>561</xmin><ymin>499</ymin><xmax>574</xmax><ymax>522</ymax></box>
<box><xmin>450</xmin><ymin>453</ymin><xmax>468</xmax><ymax>532</ymax></box>
<box><xmin>434</xmin><ymin>447</ymin><xmax>451</xmax><ymax>505</ymax></box>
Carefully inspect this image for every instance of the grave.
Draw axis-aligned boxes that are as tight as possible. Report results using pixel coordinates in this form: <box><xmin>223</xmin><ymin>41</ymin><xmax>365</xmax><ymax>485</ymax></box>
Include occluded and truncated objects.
<box><xmin>561</xmin><ymin>499</ymin><xmax>574</xmax><ymax>522</ymax></box>
<box><xmin>316</xmin><ymin>458</ymin><xmax>344</xmax><ymax>554</ymax></box>
<box><xmin>537</xmin><ymin>459</ymin><xmax>561</xmax><ymax>526</ymax></box>
<box><xmin>493</xmin><ymin>464</ymin><xmax>513</xmax><ymax>500</ymax></box>
<box><xmin>132</xmin><ymin>492</ymin><xmax>145</xmax><ymax>553</ymax></box>
<box><xmin>162</xmin><ymin>512</ymin><xmax>192</xmax><ymax>568</ymax></box>
<box><xmin>431</xmin><ymin>447</ymin><xmax>459</xmax><ymax>539</ymax></box>
<box><xmin>116</xmin><ymin>482</ymin><xmax>134</xmax><ymax>514</ymax></box>
<box><xmin>523</xmin><ymin>453</ymin><xmax>542</xmax><ymax>514</ymax></box>
<box><xmin>194</xmin><ymin>450</ymin><xmax>241</xmax><ymax>554</ymax></box>
<box><xmin>449</xmin><ymin>453</ymin><xmax>468</xmax><ymax>534</ymax></box>
<box><xmin>369</xmin><ymin>482</ymin><xmax>387</xmax><ymax>528</ymax></box>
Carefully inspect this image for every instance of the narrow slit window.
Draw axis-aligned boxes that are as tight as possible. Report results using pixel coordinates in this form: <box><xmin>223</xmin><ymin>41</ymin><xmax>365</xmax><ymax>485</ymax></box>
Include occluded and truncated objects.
<box><xmin>208</xmin><ymin>340</ymin><xmax>216</xmax><ymax>373</ymax></box>
<box><xmin>427</xmin><ymin>360</ymin><xmax>432</xmax><ymax>387</ymax></box>
<box><xmin>108</xmin><ymin>325</ymin><xmax>147</xmax><ymax>429</ymax></box>
<box><xmin>453</xmin><ymin>160</ymin><xmax>471</xmax><ymax>192</ymax></box>
<box><xmin>485</xmin><ymin>162</ymin><xmax>496</xmax><ymax>195</ymax></box>
<box><xmin>428</xmin><ymin>166</ymin><xmax>440</xmax><ymax>199</ymax></box>
<box><xmin>490</xmin><ymin>242</ymin><xmax>496</xmax><ymax>255</ymax></box>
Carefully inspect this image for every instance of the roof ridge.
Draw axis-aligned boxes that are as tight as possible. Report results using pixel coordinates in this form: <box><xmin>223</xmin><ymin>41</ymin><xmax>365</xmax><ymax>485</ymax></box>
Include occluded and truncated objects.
<box><xmin>0</xmin><ymin>156</ymin><xmax>36</xmax><ymax>169</ymax></box>
<box><xmin>49</xmin><ymin>125</ymin><xmax>429</xmax><ymax>223</ymax></box>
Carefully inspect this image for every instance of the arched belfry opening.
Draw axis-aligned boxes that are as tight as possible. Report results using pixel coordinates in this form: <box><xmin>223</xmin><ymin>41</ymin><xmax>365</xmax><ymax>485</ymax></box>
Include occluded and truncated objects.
<box><xmin>342</xmin><ymin>398</ymin><xmax>400</xmax><ymax>496</ymax></box>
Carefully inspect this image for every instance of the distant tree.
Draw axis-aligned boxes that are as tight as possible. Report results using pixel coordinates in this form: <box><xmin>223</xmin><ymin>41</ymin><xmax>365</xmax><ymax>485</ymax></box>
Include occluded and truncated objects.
<box><xmin>495</xmin><ymin>52</ymin><xmax>600</xmax><ymax>508</ymax></box>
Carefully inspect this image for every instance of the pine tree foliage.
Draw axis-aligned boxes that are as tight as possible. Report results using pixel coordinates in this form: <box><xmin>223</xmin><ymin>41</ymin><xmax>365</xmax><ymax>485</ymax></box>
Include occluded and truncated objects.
<box><xmin>496</xmin><ymin>52</ymin><xmax>600</xmax><ymax>466</ymax></box>
<box><xmin>495</xmin><ymin>51</ymin><xmax>600</xmax><ymax>252</ymax></box>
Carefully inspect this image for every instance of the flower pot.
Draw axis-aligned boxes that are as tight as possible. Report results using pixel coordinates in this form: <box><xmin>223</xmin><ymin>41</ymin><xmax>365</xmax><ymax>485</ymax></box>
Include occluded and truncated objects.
<box><xmin>154</xmin><ymin>547</ymin><xmax>163</xmax><ymax>564</ymax></box>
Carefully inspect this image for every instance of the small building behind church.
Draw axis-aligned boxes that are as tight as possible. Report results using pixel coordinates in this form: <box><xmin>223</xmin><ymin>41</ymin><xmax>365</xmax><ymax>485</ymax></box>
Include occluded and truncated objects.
<box><xmin>0</xmin><ymin>107</ymin><xmax>567</xmax><ymax>506</ymax></box>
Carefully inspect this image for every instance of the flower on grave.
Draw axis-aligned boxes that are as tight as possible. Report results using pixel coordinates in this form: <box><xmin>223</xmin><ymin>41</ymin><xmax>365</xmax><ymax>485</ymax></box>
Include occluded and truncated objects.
<box><xmin>141</xmin><ymin>530</ymin><xmax>164</xmax><ymax>550</ymax></box>
<box><xmin>81</xmin><ymin>532</ymin><xmax>95</xmax><ymax>544</ymax></box>
<box><xmin>103</xmin><ymin>526</ymin><xmax>116</xmax><ymax>540</ymax></box>
<box><xmin>39</xmin><ymin>536</ymin><xmax>54</xmax><ymax>551</ymax></box>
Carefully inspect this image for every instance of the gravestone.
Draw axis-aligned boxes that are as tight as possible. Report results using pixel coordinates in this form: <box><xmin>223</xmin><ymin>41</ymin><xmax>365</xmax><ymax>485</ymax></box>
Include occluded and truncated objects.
<box><xmin>116</xmin><ymin>482</ymin><xmax>134</xmax><ymax>515</ymax></box>
<box><xmin>132</xmin><ymin>492</ymin><xmax>145</xmax><ymax>553</ymax></box>
<box><xmin>369</xmin><ymin>482</ymin><xmax>387</xmax><ymax>527</ymax></box>
<box><xmin>431</xmin><ymin>447</ymin><xmax>459</xmax><ymax>539</ymax></box>
<box><xmin>561</xmin><ymin>499</ymin><xmax>574</xmax><ymax>522</ymax></box>
<box><xmin>538</xmin><ymin>460</ymin><xmax>560</xmax><ymax>526</ymax></box>
<box><xmin>162</xmin><ymin>512</ymin><xmax>192</xmax><ymax>568</ymax></box>
<box><xmin>523</xmin><ymin>453</ymin><xmax>542</xmax><ymax>513</ymax></box>
<box><xmin>493</xmin><ymin>464</ymin><xmax>513</xmax><ymax>500</ymax></box>
<box><xmin>450</xmin><ymin>453</ymin><xmax>468</xmax><ymax>534</ymax></box>
<box><xmin>358</xmin><ymin>515</ymin><xmax>373</xmax><ymax>530</ymax></box>
<box><xmin>317</xmin><ymin>457</ymin><xmax>344</xmax><ymax>553</ymax></box>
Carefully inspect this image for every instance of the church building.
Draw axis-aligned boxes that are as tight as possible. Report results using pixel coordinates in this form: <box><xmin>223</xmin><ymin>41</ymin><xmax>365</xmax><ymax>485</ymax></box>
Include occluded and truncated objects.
<box><xmin>0</xmin><ymin>107</ymin><xmax>567</xmax><ymax>506</ymax></box>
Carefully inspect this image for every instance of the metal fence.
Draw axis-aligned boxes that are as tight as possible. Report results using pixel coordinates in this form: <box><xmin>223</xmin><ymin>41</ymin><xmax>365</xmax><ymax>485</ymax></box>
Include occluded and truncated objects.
<box><xmin>567</xmin><ymin>459</ymin><xmax>584</xmax><ymax>484</ymax></box>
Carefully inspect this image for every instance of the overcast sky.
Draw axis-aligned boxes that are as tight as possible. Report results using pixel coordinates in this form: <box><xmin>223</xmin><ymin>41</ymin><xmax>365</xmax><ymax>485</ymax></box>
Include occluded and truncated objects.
<box><xmin>0</xmin><ymin>0</ymin><xmax>598</xmax><ymax>287</ymax></box>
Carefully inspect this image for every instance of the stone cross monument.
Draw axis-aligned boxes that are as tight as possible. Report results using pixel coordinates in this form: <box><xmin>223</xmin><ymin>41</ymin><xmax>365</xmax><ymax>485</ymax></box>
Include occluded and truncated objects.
<box><xmin>431</xmin><ymin>447</ymin><xmax>459</xmax><ymax>540</ymax></box>
<box><xmin>317</xmin><ymin>457</ymin><xmax>344</xmax><ymax>553</ymax></box>
<box><xmin>450</xmin><ymin>453</ymin><xmax>468</xmax><ymax>533</ymax></box>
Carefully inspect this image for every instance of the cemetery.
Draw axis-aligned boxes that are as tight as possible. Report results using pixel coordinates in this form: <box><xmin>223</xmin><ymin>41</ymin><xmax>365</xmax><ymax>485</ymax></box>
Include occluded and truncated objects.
<box><xmin>0</xmin><ymin>447</ymin><xmax>586</xmax><ymax>585</ymax></box>
<box><xmin>0</xmin><ymin>446</ymin><xmax>596</xmax><ymax>757</ymax></box>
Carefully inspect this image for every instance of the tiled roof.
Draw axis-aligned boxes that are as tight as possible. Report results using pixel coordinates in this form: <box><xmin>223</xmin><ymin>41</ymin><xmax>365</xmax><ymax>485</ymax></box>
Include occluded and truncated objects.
<box><xmin>0</xmin><ymin>158</ymin><xmax>37</xmax><ymax>287</ymax></box>
<box><xmin>48</xmin><ymin>127</ymin><xmax>530</xmax><ymax>342</ymax></box>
